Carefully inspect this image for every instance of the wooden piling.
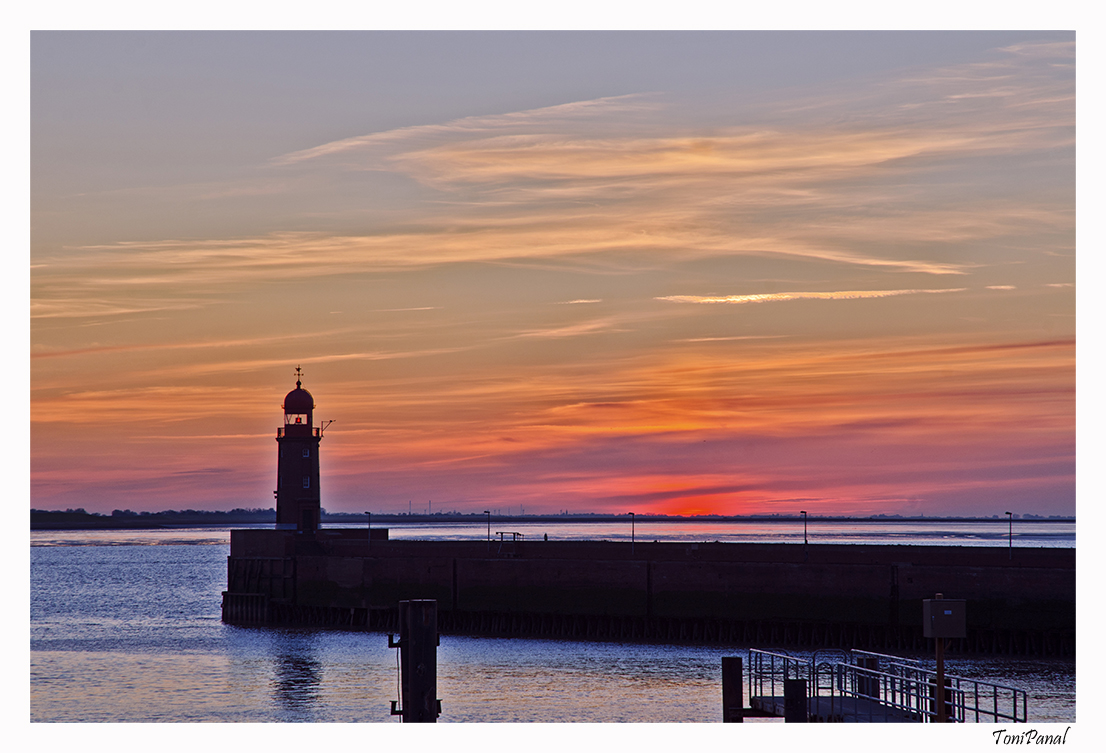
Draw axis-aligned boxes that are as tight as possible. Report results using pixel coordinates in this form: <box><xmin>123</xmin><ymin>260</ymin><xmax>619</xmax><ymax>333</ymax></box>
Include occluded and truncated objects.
<box><xmin>390</xmin><ymin>599</ymin><xmax>440</xmax><ymax>723</ymax></box>
<box><xmin>784</xmin><ymin>679</ymin><xmax>807</xmax><ymax>723</ymax></box>
<box><xmin>856</xmin><ymin>655</ymin><xmax>880</xmax><ymax>699</ymax></box>
<box><xmin>722</xmin><ymin>656</ymin><xmax>744</xmax><ymax>722</ymax></box>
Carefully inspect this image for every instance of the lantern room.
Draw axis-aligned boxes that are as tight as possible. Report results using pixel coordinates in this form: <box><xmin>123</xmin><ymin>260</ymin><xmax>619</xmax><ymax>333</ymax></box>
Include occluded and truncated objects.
<box><xmin>282</xmin><ymin>377</ymin><xmax>315</xmax><ymax>438</ymax></box>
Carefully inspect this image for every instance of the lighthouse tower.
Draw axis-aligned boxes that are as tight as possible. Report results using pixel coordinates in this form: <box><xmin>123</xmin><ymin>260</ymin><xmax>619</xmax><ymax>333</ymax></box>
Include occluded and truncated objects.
<box><xmin>275</xmin><ymin>368</ymin><xmax>322</xmax><ymax>532</ymax></box>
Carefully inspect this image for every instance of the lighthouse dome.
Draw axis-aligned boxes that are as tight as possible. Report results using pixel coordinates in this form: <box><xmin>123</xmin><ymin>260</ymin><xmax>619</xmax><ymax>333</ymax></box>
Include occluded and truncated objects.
<box><xmin>283</xmin><ymin>385</ymin><xmax>315</xmax><ymax>414</ymax></box>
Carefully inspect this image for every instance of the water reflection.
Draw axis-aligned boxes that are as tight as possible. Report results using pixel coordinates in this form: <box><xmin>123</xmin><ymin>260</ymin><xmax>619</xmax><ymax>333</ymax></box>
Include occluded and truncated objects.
<box><xmin>269</xmin><ymin>631</ymin><xmax>324</xmax><ymax>717</ymax></box>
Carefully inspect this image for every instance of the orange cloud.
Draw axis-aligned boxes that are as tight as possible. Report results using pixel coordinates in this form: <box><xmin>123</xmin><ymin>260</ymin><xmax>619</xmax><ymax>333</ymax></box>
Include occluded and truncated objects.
<box><xmin>656</xmin><ymin>288</ymin><xmax>967</xmax><ymax>305</ymax></box>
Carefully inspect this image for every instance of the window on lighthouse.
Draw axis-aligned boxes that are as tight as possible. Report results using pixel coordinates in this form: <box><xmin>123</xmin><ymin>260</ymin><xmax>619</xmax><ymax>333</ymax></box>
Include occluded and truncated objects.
<box><xmin>285</xmin><ymin>413</ymin><xmax>308</xmax><ymax>425</ymax></box>
<box><xmin>303</xmin><ymin>477</ymin><xmax>310</xmax><ymax>489</ymax></box>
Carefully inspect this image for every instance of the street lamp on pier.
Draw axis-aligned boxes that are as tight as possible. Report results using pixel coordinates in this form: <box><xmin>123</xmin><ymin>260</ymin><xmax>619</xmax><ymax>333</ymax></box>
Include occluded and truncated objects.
<box><xmin>1005</xmin><ymin>511</ymin><xmax>1013</xmax><ymax>560</ymax></box>
<box><xmin>629</xmin><ymin>512</ymin><xmax>635</xmax><ymax>557</ymax></box>
<box><xmin>801</xmin><ymin>510</ymin><xmax>809</xmax><ymax>562</ymax></box>
<box><xmin>484</xmin><ymin>510</ymin><xmax>491</xmax><ymax>551</ymax></box>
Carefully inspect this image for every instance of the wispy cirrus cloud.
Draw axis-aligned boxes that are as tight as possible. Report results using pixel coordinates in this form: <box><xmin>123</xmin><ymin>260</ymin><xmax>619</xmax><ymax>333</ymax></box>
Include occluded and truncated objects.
<box><xmin>271</xmin><ymin>94</ymin><xmax>661</xmax><ymax>166</ymax></box>
<box><xmin>510</xmin><ymin>319</ymin><xmax>624</xmax><ymax>340</ymax></box>
<box><xmin>656</xmin><ymin>288</ymin><xmax>967</xmax><ymax>305</ymax></box>
<box><xmin>35</xmin><ymin>41</ymin><xmax>1073</xmax><ymax>328</ymax></box>
<box><xmin>30</xmin><ymin>297</ymin><xmax>209</xmax><ymax>320</ymax></box>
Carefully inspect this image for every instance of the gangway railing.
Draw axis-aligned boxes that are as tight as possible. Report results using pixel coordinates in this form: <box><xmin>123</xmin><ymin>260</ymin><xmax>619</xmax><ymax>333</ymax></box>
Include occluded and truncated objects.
<box><xmin>748</xmin><ymin>648</ymin><xmax>1028</xmax><ymax>723</ymax></box>
<box><xmin>747</xmin><ymin>649</ymin><xmax>812</xmax><ymax>703</ymax></box>
<box><xmin>847</xmin><ymin>649</ymin><xmax>1027</xmax><ymax>723</ymax></box>
<box><xmin>851</xmin><ymin>649</ymin><xmax>922</xmax><ymax>667</ymax></box>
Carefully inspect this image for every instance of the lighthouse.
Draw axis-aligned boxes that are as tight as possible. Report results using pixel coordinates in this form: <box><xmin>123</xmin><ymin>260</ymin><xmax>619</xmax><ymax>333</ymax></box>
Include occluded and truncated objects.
<box><xmin>275</xmin><ymin>367</ymin><xmax>322</xmax><ymax>532</ymax></box>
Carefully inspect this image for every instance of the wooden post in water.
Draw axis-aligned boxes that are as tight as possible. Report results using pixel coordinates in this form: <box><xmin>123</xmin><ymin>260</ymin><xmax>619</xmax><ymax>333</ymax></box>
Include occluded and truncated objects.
<box><xmin>935</xmin><ymin>632</ymin><xmax>946</xmax><ymax>723</ymax></box>
<box><xmin>389</xmin><ymin>599</ymin><xmax>440</xmax><ymax>722</ymax></box>
<box><xmin>722</xmin><ymin>656</ymin><xmax>744</xmax><ymax>722</ymax></box>
<box><xmin>857</xmin><ymin>655</ymin><xmax>880</xmax><ymax>699</ymax></box>
<box><xmin>784</xmin><ymin>678</ymin><xmax>807</xmax><ymax>723</ymax></box>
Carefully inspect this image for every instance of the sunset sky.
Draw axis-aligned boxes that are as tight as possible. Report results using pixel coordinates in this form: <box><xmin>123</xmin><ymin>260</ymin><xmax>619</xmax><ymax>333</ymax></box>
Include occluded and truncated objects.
<box><xmin>30</xmin><ymin>31</ymin><xmax>1075</xmax><ymax>517</ymax></box>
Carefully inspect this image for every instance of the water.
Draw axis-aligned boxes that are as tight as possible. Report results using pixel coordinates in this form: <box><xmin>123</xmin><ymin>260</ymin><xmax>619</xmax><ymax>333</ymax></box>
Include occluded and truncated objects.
<box><xmin>28</xmin><ymin>517</ymin><xmax>1075</xmax><ymax>549</ymax></box>
<box><xmin>363</xmin><ymin>518</ymin><xmax>1075</xmax><ymax>548</ymax></box>
<box><xmin>30</xmin><ymin>526</ymin><xmax>1075</xmax><ymax>723</ymax></box>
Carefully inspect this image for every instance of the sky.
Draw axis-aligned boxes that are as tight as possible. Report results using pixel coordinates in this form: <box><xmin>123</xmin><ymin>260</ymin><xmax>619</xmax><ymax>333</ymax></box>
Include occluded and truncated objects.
<box><xmin>29</xmin><ymin>31</ymin><xmax>1076</xmax><ymax>517</ymax></box>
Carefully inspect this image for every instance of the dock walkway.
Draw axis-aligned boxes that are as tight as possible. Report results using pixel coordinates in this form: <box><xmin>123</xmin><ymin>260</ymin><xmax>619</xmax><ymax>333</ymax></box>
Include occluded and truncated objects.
<box><xmin>747</xmin><ymin>649</ymin><xmax>1027</xmax><ymax>723</ymax></box>
<box><xmin>751</xmin><ymin>695</ymin><xmax>921</xmax><ymax>723</ymax></box>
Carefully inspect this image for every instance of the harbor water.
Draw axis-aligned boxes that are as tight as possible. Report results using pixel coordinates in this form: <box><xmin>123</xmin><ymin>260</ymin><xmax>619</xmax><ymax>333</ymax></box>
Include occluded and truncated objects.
<box><xmin>30</xmin><ymin>522</ymin><xmax>1075</xmax><ymax>723</ymax></box>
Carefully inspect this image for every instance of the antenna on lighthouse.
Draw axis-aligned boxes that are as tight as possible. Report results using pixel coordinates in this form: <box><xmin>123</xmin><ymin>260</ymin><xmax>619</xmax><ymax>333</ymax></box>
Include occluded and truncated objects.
<box><xmin>295</xmin><ymin>365</ymin><xmax>303</xmax><ymax>388</ymax></box>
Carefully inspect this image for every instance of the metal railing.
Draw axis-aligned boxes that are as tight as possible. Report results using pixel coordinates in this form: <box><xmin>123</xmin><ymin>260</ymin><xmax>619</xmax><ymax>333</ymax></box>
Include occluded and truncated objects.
<box><xmin>848</xmin><ymin>650</ymin><xmax>1027</xmax><ymax>723</ymax></box>
<box><xmin>851</xmin><ymin>649</ymin><xmax>922</xmax><ymax>667</ymax></box>
<box><xmin>748</xmin><ymin>648</ymin><xmax>1028</xmax><ymax>723</ymax></box>
<box><xmin>747</xmin><ymin>649</ymin><xmax>813</xmax><ymax>702</ymax></box>
<box><xmin>828</xmin><ymin>659</ymin><xmax>939</xmax><ymax>722</ymax></box>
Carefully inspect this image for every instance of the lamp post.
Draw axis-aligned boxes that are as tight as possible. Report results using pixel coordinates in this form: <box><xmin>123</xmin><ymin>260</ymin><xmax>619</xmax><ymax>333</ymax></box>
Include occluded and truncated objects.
<box><xmin>484</xmin><ymin>510</ymin><xmax>491</xmax><ymax>551</ymax></box>
<box><xmin>629</xmin><ymin>512</ymin><xmax>635</xmax><ymax>557</ymax></box>
<box><xmin>934</xmin><ymin>592</ymin><xmax>947</xmax><ymax>723</ymax></box>
<box><xmin>800</xmin><ymin>510</ymin><xmax>808</xmax><ymax>562</ymax></box>
<box><xmin>1005</xmin><ymin>511</ymin><xmax>1013</xmax><ymax>560</ymax></box>
<box><xmin>365</xmin><ymin>511</ymin><xmax>371</xmax><ymax>552</ymax></box>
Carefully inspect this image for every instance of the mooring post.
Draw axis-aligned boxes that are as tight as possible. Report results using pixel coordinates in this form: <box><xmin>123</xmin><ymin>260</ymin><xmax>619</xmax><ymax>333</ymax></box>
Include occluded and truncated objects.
<box><xmin>857</xmin><ymin>655</ymin><xmax>880</xmax><ymax>699</ymax></box>
<box><xmin>722</xmin><ymin>656</ymin><xmax>744</xmax><ymax>722</ymax></box>
<box><xmin>923</xmin><ymin>591</ymin><xmax>964</xmax><ymax>723</ymax></box>
<box><xmin>388</xmin><ymin>599</ymin><xmax>441</xmax><ymax>722</ymax></box>
<box><xmin>784</xmin><ymin>678</ymin><xmax>807</xmax><ymax>723</ymax></box>
<box><xmin>935</xmin><ymin>631</ymin><xmax>946</xmax><ymax>723</ymax></box>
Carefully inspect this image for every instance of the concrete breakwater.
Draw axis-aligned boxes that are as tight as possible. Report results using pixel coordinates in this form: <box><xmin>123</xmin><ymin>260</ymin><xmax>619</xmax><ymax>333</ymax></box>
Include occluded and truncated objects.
<box><xmin>221</xmin><ymin>529</ymin><xmax>1074</xmax><ymax>656</ymax></box>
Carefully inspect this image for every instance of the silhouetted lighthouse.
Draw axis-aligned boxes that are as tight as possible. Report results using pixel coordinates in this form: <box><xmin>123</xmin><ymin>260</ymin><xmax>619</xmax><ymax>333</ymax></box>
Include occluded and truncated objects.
<box><xmin>275</xmin><ymin>367</ymin><xmax>322</xmax><ymax>531</ymax></box>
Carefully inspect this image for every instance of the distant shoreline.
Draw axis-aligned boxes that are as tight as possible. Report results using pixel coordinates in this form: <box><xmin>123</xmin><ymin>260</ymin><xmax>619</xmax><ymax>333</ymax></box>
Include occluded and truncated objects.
<box><xmin>30</xmin><ymin>510</ymin><xmax>1075</xmax><ymax>531</ymax></box>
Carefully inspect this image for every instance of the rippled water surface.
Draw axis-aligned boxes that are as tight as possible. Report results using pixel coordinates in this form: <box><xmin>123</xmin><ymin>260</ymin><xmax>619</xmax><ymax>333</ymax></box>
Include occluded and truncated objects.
<box><xmin>30</xmin><ymin>531</ymin><xmax>1075</xmax><ymax>723</ymax></box>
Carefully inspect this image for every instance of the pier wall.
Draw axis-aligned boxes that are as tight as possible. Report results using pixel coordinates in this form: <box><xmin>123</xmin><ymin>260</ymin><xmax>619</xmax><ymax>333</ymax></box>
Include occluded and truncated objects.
<box><xmin>222</xmin><ymin>530</ymin><xmax>1074</xmax><ymax>654</ymax></box>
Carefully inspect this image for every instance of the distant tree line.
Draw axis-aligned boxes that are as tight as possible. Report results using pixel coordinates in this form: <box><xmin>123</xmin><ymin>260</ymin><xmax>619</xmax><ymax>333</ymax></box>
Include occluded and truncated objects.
<box><xmin>31</xmin><ymin>508</ymin><xmax>276</xmax><ymax>529</ymax></box>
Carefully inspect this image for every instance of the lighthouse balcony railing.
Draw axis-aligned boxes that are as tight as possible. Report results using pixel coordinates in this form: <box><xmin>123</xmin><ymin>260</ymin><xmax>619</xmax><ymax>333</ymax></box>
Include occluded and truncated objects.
<box><xmin>276</xmin><ymin>427</ymin><xmax>319</xmax><ymax>438</ymax></box>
